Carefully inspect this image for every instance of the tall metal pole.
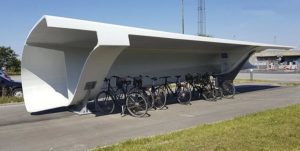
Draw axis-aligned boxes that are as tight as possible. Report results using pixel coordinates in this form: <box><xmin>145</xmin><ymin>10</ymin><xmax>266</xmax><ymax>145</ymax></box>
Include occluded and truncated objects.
<box><xmin>181</xmin><ymin>0</ymin><xmax>185</xmax><ymax>34</ymax></box>
<box><xmin>198</xmin><ymin>0</ymin><xmax>206</xmax><ymax>36</ymax></box>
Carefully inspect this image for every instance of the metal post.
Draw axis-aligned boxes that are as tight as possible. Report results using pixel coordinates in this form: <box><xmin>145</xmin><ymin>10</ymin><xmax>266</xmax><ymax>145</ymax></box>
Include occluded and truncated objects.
<box><xmin>250</xmin><ymin>69</ymin><xmax>253</xmax><ymax>81</ymax></box>
<box><xmin>181</xmin><ymin>0</ymin><xmax>185</xmax><ymax>34</ymax></box>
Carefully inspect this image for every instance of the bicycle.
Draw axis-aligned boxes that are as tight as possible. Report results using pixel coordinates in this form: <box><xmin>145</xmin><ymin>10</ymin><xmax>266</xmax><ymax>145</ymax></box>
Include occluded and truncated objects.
<box><xmin>186</xmin><ymin>73</ymin><xmax>216</xmax><ymax>101</ymax></box>
<box><xmin>145</xmin><ymin>75</ymin><xmax>167</xmax><ymax>110</ymax></box>
<box><xmin>210</xmin><ymin>73</ymin><xmax>223</xmax><ymax>100</ymax></box>
<box><xmin>159</xmin><ymin>75</ymin><xmax>191</xmax><ymax>105</ymax></box>
<box><xmin>128</xmin><ymin>75</ymin><xmax>155</xmax><ymax>110</ymax></box>
<box><xmin>220</xmin><ymin>80</ymin><xmax>235</xmax><ymax>99</ymax></box>
<box><xmin>95</xmin><ymin>76</ymin><xmax>148</xmax><ymax>117</ymax></box>
<box><xmin>94</xmin><ymin>78</ymin><xmax>115</xmax><ymax>114</ymax></box>
<box><xmin>199</xmin><ymin>73</ymin><xmax>218</xmax><ymax>101</ymax></box>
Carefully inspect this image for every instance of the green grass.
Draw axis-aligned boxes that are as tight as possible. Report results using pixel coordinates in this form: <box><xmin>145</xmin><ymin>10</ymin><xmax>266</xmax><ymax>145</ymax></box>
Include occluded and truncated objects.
<box><xmin>93</xmin><ymin>104</ymin><xmax>300</xmax><ymax>151</ymax></box>
<box><xmin>7</xmin><ymin>71</ymin><xmax>21</xmax><ymax>76</ymax></box>
<box><xmin>0</xmin><ymin>97</ymin><xmax>23</xmax><ymax>104</ymax></box>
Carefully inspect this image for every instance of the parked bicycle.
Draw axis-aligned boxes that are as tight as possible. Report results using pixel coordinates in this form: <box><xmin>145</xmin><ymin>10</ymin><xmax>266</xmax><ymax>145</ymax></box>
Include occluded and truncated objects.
<box><xmin>145</xmin><ymin>75</ymin><xmax>167</xmax><ymax>110</ymax></box>
<box><xmin>94</xmin><ymin>72</ymin><xmax>236</xmax><ymax>118</ymax></box>
<box><xmin>159</xmin><ymin>75</ymin><xmax>191</xmax><ymax>104</ymax></box>
<box><xmin>129</xmin><ymin>75</ymin><xmax>167</xmax><ymax>110</ymax></box>
<box><xmin>94</xmin><ymin>76</ymin><xmax>148</xmax><ymax>117</ymax></box>
<box><xmin>220</xmin><ymin>80</ymin><xmax>235</xmax><ymax>99</ymax></box>
<box><xmin>128</xmin><ymin>75</ymin><xmax>155</xmax><ymax>110</ymax></box>
<box><xmin>186</xmin><ymin>73</ymin><xmax>223</xmax><ymax>101</ymax></box>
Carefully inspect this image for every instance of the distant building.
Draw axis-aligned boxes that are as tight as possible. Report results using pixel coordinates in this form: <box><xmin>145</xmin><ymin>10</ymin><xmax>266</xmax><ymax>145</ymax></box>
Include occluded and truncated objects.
<box><xmin>251</xmin><ymin>49</ymin><xmax>300</xmax><ymax>71</ymax></box>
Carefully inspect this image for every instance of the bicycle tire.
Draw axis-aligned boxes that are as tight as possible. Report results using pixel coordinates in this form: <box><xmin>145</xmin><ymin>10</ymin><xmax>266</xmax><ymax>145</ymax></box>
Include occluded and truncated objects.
<box><xmin>214</xmin><ymin>87</ymin><xmax>223</xmax><ymax>100</ymax></box>
<box><xmin>192</xmin><ymin>85</ymin><xmax>202</xmax><ymax>99</ymax></box>
<box><xmin>144</xmin><ymin>89</ymin><xmax>155</xmax><ymax>110</ymax></box>
<box><xmin>126</xmin><ymin>92</ymin><xmax>148</xmax><ymax>117</ymax></box>
<box><xmin>153</xmin><ymin>87</ymin><xmax>167</xmax><ymax>109</ymax></box>
<box><xmin>202</xmin><ymin>86</ymin><xmax>215</xmax><ymax>101</ymax></box>
<box><xmin>177</xmin><ymin>85</ymin><xmax>192</xmax><ymax>104</ymax></box>
<box><xmin>222</xmin><ymin>81</ymin><xmax>235</xmax><ymax>99</ymax></box>
<box><xmin>94</xmin><ymin>91</ymin><xmax>115</xmax><ymax>114</ymax></box>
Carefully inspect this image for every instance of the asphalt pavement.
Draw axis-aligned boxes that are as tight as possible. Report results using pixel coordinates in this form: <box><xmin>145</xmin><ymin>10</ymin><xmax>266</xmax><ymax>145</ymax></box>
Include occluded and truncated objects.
<box><xmin>236</xmin><ymin>72</ymin><xmax>300</xmax><ymax>82</ymax></box>
<box><xmin>0</xmin><ymin>84</ymin><xmax>299</xmax><ymax>151</ymax></box>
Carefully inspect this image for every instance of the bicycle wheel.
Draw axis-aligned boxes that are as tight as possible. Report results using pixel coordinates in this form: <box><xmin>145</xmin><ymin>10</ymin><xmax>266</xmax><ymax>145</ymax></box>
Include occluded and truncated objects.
<box><xmin>115</xmin><ymin>88</ymin><xmax>126</xmax><ymax>102</ymax></box>
<box><xmin>126</xmin><ymin>92</ymin><xmax>148</xmax><ymax>117</ymax></box>
<box><xmin>144</xmin><ymin>89</ymin><xmax>155</xmax><ymax>110</ymax></box>
<box><xmin>94</xmin><ymin>91</ymin><xmax>115</xmax><ymax>114</ymax></box>
<box><xmin>202</xmin><ymin>86</ymin><xmax>215</xmax><ymax>101</ymax></box>
<box><xmin>192</xmin><ymin>85</ymin><xmax>202</xmax><ymax>99</ymax></box>
<box><xmin>222</xmin><ymin>81</ymin><xmax>235</xmax><ymax>99</ymax></box>
<box><xmin>214</xmin><ymin>87</ymin><xmax>223</xmax><ymax>100</ymax></box>
<box><xmin>153</xmin><ymin>87</ymin><xmax>167</xmax><ymax>109</ymax></box>
<box><xmin>177</xmin><ymin>85</ymin><xmax>192</xmax><ymax>104</ymax></box>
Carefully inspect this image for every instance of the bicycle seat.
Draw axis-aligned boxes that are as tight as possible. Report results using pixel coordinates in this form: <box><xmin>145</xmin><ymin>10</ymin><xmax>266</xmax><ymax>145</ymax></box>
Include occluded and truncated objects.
<box><xmin>174</xmin><ymin>75</ymin><xmax>181</xmax><ymax>78</ymax></box>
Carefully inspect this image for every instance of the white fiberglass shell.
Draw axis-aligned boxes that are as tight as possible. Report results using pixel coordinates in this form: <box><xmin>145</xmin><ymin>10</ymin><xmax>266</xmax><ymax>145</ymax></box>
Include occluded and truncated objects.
<box><xmin>22</xmin><ymin>15</ymin><xmax>292</xmax><ymax>112</ymax></box>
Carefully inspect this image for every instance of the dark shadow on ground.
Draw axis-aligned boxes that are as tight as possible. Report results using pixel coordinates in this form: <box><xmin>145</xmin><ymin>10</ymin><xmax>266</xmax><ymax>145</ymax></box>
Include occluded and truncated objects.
<box><xmin>235</xmin><ymin>85</ymin><xmax>280</xmax><ymax>94</ymax></box>
<box><xmin>164</xmin><ymin>85</ymin><xmax>282</xmax><ymax>106</ymax></box>
<box><xmin>31</xmin><ymin>107</ymin><xmax>70</xmax><ymax>115</ymax></box>
<box><xmin>29</xmin><ymin>85</ymin><xmax>281</xmax><ymax>117</ymax></box>
<box><xmin>0</xmin><ymin>107</ymin><xmax>74</xmax><ymax>127</ymax></box>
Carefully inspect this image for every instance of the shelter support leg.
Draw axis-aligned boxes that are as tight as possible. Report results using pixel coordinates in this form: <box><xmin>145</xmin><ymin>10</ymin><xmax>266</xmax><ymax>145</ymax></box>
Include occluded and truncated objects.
<box><xmin>69</xmin><ymin>81</ymin><xmax>96</xmax><ymax>115</ymax></box>
<box><xmin>69</xmin><ymin>90</ymin><xmax>92</xmax><ymax>115</ymax></box>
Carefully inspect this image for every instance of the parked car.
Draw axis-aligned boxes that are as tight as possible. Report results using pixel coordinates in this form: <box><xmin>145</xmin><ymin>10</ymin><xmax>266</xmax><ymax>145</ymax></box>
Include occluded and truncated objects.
<box><xmin>0</xmin><ymin>70</ymin><xmax>23</xmax><ymax>97</ymax></box>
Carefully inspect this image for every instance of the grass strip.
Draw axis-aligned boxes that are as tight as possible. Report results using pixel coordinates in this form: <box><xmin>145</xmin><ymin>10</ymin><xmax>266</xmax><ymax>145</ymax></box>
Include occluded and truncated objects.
<box><xmin>0</xmin><ymin>97</ymin><xmax>23</xmax><ymax>104</ymax></box>
<box><xmin>93</xmin><ymin>104</ymin><xmax>300</xmax><ymax>151</ymax></box>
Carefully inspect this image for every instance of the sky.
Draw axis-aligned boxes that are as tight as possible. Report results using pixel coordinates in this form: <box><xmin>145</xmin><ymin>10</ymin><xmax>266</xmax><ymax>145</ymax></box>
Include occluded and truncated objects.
<box><xmin>0</xmin><ymin>0</ymin><xmax>299</xmax><ymax>55</ymax></box>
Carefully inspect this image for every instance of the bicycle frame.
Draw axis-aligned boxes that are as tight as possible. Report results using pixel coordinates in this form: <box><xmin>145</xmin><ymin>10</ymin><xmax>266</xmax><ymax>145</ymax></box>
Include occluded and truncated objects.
<box><xmin>161</xmin><ymin>77</ymin><xmax>182</xmax><ymax>97</ymax></box>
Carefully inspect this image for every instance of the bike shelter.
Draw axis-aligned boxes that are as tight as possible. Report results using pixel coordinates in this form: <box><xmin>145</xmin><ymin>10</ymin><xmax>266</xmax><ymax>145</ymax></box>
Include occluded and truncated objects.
<box><xmin>22</xmin><ymin>15</ymin><xmax>292</xmax><ymax>113</ymax></box>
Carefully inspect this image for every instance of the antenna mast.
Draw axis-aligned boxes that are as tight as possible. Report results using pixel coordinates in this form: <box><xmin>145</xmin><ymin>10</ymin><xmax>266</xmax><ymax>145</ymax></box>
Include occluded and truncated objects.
<box><xmin>181</xmin><ymin>0</ymin><xmax>185</xmax><ymax>34</ymax></box>
<box><xmin>198</xmin><ymin>0</ymin><xmax>206</xmax><ymax>36</ymax></box>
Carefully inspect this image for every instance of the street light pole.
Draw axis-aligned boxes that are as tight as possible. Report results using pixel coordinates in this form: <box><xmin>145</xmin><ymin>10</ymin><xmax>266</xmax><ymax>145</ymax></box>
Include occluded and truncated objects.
<box><xmin>181</xmin><ymin>0</ymin><xmax>185</xmax><ymax>34</ymax></box>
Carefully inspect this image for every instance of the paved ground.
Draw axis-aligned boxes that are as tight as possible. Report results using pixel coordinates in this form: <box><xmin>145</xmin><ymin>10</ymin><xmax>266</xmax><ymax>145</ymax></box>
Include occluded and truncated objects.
<box><xmin>0</xmin><ymin>84</ymin><xmax>299</xmax><ymax>151</ymax></box>
<box><xmin>236</xmin><ymin>72</ymin><xmax>300</xmax><ymax>82</ymax></box>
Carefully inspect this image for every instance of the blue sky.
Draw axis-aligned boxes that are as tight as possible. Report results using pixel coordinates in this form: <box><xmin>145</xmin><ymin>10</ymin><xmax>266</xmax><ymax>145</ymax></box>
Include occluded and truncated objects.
<box><xmin>0</xmin><ymin>0</ymin><xmax>299</xmax><ymax>55</ymax></box>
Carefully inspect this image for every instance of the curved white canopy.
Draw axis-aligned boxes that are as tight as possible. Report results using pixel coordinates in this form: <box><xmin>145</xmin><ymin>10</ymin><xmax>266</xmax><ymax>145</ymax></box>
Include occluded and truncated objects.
<box><xmin>22</xmin><ymin>15</ymin><xmax>292</xmax><ymax>112</ymax></box>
